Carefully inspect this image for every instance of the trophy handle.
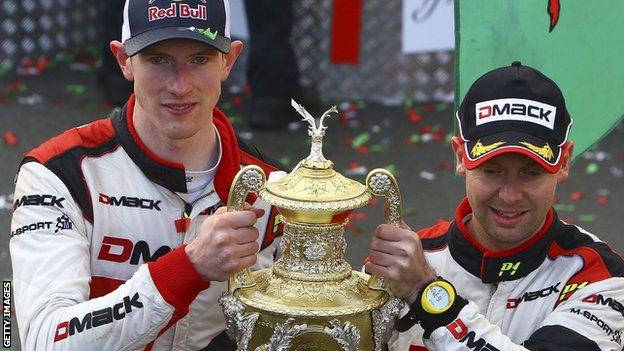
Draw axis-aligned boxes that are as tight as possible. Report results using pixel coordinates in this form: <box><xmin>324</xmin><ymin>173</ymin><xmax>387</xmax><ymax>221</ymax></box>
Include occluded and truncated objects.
<box><xmin>226</xmin><ymin>165</ymin><xmax>267</xmax><ymax>293</ymax></box>
<box><xmin>365</xmin><ymin>168</ymin><xmax>403</xmax><ymax>291</ymax></box>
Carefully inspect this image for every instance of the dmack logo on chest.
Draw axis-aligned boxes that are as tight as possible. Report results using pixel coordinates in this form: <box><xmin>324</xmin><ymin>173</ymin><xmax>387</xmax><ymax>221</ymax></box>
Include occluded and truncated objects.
<box><xmin>148</xmin><ymin>3</ymin><xmax>207</xmax><ymax>21</ymax></box>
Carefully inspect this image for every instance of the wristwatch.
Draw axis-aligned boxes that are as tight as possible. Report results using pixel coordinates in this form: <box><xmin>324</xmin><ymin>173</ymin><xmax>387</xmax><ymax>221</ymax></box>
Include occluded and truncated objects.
<box><xmin>420</xmin><ymin>279</ymin><xmax>456</xmax><ymax>314</ymax></box>
<box><xmin>395</xmin><ymin>278</ymin><xmax>467</xmax><ymax>335</ymax></box>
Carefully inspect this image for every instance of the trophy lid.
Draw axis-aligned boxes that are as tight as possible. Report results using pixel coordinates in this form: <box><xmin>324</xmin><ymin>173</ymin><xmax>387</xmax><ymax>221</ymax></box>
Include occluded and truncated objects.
<box><xmin>258</xmin><ymin>100</ymin><xmax>372</xmax><ymax>214</ymax></box>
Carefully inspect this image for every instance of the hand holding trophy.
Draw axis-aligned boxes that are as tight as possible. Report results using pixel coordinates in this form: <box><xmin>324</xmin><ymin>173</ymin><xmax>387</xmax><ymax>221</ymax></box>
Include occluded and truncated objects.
<box><xmin>220</xmin><ymin>100</ymin><xmax>406</xmax><ymax>350</ymax></box>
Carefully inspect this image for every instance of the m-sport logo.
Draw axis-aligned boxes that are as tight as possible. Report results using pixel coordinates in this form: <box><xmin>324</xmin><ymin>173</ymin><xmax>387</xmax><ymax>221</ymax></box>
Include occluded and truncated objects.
<box><xmin>98</xmin><ymin>193</ymin><xmax>162</xmax><ymax>211</ymax></box>
<box><xmin>475</xmin><ymin>98</ymin><xmax>556</xmax><ymax>130</ymax></box>
<box><xmin>54</xmin><ymin>293</ymin><xmax>143</xmax><ymax>342</ymax></box>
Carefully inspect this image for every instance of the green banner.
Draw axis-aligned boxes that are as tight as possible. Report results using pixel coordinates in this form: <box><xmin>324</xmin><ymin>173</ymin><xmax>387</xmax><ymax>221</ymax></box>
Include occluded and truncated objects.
<box><xmin>455</xmin><ymin>0</ymin><xmax>624</xmax><ymax>158</ymax></box>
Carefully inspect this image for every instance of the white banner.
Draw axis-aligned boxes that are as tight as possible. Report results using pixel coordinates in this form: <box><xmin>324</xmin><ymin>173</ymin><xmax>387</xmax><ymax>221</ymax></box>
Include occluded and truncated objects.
<box><xmin>402</xmin><ymin>0</ymin><xmax>455</xmax><ymax>54</ymax></box>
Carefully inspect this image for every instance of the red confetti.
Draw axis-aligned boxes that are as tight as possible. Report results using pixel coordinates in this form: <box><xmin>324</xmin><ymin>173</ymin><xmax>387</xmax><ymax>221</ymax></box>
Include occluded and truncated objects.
<box><xmin>345</xmin><ymin>138</ymin><xmax>353</xmax><ymax>146</ymax></box>
<box><xmin>356</xmin><ymin>146</ymin><xmax>369</xmax><ymax>154</ymax></box>
<box><xmin>420</xmin><ymin>125</ymin><xmax>433</xmax><ymax>134</ymax></box>
<box><xmin>4</xmin><ymin>131</ymin><xmax>18</xmax><ymax>146</ymax></box>
<box><xmin>407</xmin><ymin>108</ymin><xmax>422</xmax><ymax>124</ymax></box>
<box><xmin>423</xmin><ymin>104</ymin><xmax>435</xmax><ymax>111</ymax></box>
<box><xmin>569</xmin><ymin>192</ymin><xmax>584</xmax><ymax>201</ymax></box>
<box><xmin>596</xmin><ymin>196</ymin><xmax>608</xmax><ymax>206</ymax></box>
<box><xmin>433</xmin><ymin>129</ymin><xmax>446</xmax><ymax>141</ymax></box>
<box><xmin>368</xmin><ymin>197</ymin><xmax>379</xmax><ymax>206</ymax></box>
<box><xmin>232</xmin><ymin>95</ymin><xmax>243</xmax><ymax>106</ymax></box>
<box><xmin>348</xmin><ymin>162</ymin><xmax>361</xmax><ymax>169</ymax></box>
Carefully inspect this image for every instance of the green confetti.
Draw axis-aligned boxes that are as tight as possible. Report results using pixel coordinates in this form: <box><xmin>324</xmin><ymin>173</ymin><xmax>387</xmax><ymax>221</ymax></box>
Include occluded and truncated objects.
<box><xmin>404</xmin><ymin>98</ymin><xmax>414</xmax><ymax>109</ymax></box>
<box><xmin>578</xmin><ymin>214</ymin><xmax>596</xmax><ymax>222</ymax></box>
<box><xmin>409</xmin><ymin>134</ymin><xmax>421</xmax><ymax>143</ymax></box>
<box><xmin>553</xmin><ymin>203</ymin><xmax>575</xmax><ymax>212</ymax></box>
<box><xmin>228</xmin><ymin>115</ymin><xmax>244</xmax><ymax>125</ymax></box>
<box><xmin>279</xmin><ymin>156</ymin><xmax>291</xmax><ymax>166</ymax></box>
<box><xmin>220</xmin><ymin>102</ymin><xmax>232</xmax><ymax>110</ymax></box>
<box><xmin>432</xmin><ymin>124</ymin><xmax>441</xmax><ymax>132</ymax></box>
<box><xmin>585</xmin><ymin>162</ymin><xmax>599</xmax><ymax>174</ymax></box>
<box><xmin>357</xmin><ymin>101</ymin><xmax>366</xmax><ymax>109</ymax></box>
<box><xmin>435</xmin><ymin>103</ymin><xmax>449</xmax><ymax>111</ymax></box>
<box><xmin>351</xmin><ymin>132</ymin><xmax>371</xmax><ymax>148</ymax></box>
<box><xmin>370</xmin><ymin>144</ymin><xmax>388</xmax><ymax>152</ymax></box>
<box><xmin>66</xmin><ymin>84</ymin><xmax>86</xmax><ymax>94</ymax></box>
<box><xmin>404</xmin><ymin>207</ymin><xmax>416</xmax><ymax>217</ymax></box>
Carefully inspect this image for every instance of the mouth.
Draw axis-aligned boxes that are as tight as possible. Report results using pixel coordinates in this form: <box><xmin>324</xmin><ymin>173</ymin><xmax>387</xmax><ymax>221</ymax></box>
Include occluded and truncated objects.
<box><xmin>162</xmin><ymin>102</ymin><xmax>197</xmax><ymax>115</ymax></box>
<box><xmin>490</xmin><ymin>207</ymin><xmax>528</xmax><ymax>225</ymax></box>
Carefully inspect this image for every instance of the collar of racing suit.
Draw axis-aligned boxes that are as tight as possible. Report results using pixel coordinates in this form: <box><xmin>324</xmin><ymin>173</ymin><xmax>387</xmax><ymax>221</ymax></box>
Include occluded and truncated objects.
<box><xmin>111</xmin><ymin>94</ymin><xmax>241</xmax><ymax>202</ymax></box>
<box><xmin>448</xmin><ymin>197</ymin><xmax>558</xmax><ymax>283</ymax></box>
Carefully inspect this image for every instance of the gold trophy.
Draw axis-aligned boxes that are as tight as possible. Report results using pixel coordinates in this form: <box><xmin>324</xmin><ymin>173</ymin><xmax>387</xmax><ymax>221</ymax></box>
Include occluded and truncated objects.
<box><xmin>219</xmin><ymin>100</ymin><xmax>405</xmax><ymax>350</ymax></box>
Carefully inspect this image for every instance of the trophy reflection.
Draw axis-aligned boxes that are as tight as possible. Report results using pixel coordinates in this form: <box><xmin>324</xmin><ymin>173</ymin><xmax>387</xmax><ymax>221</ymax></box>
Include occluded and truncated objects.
<box><xmin>219</xmin><ymin>100</ymin><xmax>405</xmax><ymax>350</ymax></box>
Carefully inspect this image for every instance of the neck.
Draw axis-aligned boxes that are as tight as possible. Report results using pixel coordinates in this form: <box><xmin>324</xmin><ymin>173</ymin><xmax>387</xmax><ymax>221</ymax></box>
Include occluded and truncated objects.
<box><xmin>133</xmin><ymin>111</ymin><xmax>217</xmax><ymax>171</ymax></box>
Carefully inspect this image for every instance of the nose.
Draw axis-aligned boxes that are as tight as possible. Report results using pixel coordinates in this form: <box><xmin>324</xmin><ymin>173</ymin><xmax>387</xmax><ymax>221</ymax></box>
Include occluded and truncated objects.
<box><xmin>498</xmin><ymin>175</ymin><xmax>523</xmax><ymax>204</ymax></box>
<box><xmin>168</xmin><ymin>63</ymin><xmax>192</xmax><ymax>96</ymax></box>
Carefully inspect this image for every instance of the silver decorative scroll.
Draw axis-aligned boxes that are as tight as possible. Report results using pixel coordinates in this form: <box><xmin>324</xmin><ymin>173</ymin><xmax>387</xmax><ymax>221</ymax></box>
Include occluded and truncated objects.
<box><xmin>365</xmin><ymin>169</ymin><xmax>404</xmax><ymax>291</ymax></box>
<box><xmin>227</xmin><ymin>165</ymin><xmax>267</xmax><ymax>290</ymax></box>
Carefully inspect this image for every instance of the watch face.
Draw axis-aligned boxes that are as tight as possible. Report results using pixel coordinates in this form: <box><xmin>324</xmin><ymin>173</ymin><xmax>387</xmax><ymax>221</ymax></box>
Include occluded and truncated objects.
<box><xmin>422</xmin><ymin>280</ymin><xmax>455</xmax><ymax>314</ymax></box>
<box><xmin>426</xmin><ymin>285</ymin><xmax>451</xmax><ymax>309</ymax></box>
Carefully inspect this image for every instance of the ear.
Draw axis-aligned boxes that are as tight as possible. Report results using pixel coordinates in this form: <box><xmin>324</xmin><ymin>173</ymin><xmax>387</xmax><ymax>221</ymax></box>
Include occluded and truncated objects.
<box><xmin>220</xmin><ymin>40</ymin><xmax>243</xmax><ymax>81</ymax></box>
<box><xmin>557</xmin><ymin>141</ymin><xmax>574</xmax><ymax>183</ymax></box>
<box><xmin>110</xmin><ymin>41</ymin><xmax>134</xmax><ymax>82</ymax></box>
<box><xmin>451</xmin><ymin>136</ymin><xmax>467</xmax><ymax>177</ymax></box>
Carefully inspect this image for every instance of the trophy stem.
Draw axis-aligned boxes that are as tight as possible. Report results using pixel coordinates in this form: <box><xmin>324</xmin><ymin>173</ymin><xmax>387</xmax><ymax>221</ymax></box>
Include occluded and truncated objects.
<box><xmin>272</xmin><ymin>219</ymin><xmax>352</xmax><ymax>282</ymax></box>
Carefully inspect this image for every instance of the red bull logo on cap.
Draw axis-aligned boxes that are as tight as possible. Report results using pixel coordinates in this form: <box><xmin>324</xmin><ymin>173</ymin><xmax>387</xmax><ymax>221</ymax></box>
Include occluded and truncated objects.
<box><xmin>148</xmin><ymin>2</ymin><xmax>207</xmax><ymax>22</ymax></box>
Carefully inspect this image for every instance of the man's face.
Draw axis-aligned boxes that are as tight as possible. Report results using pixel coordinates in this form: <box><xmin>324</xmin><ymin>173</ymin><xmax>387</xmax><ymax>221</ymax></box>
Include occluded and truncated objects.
<box><xmin>125</xmin><ymin>39</ymin><xmax>231</xmax><ymax>141</ymax></box>
<box><xmin>458</xmin><ymin>152</ymin><xmax>569</xmax><ymax>251</ymax></box>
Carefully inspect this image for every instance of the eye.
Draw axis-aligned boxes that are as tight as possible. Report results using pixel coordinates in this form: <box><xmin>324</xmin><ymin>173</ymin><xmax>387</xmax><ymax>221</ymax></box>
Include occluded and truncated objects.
<box><xmin>482</xmin><ymin>167</ymin><xmax>502</xmax><ymax>176</ymax></box>
<box><xmin>149</xmin><ymin>56</ymin><xmax>170</xmax><ymax>65</ymax></box>
<box><xmin>191</xmin><ymin>56</ymin><xmax>209</xmax><ymax>64</ymax></box>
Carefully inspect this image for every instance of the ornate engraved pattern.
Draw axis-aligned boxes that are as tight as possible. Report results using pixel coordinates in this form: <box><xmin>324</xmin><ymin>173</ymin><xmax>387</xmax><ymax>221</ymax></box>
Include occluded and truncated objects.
<box><xmin>372</xmin><ymin>297</ymin><xmax>405</xmax><ymax>351</ymax></box>
<box><xmin>304</xmin><ymin>243</ymin><xmax>326</xmax><ymax>260</ymax></box>
<box><xmin>324</xmin><ymin>319</ymin><xmax>361</xmax><ymax>351</ymax></box>
<box><xmin>366</xmin><ymin>170</ymin><xmax>402</xmax><ymax>226</ymax></box>
<box><xmin>274</xmin><ymin>219</ymin><xmax>351</xmax><ymax>281</ymax></box>
<box><xmin>227</xmin><ymin>165</ymin><xmax>267</xmax><ymax>290</ymax></box>
<box><xmin>258</xmin><ymin>318</ymin><xmax>310</xmax><ymax>351</ymax></box>
<box><xmin>259</xmin><ymin>189</ymin><xmax>372</xmax><ymax>213</ymax></box>
<box><xmin>219</xmin><ymin>293</ymin><xmax>259</xmax><ymax>351</ymax></box>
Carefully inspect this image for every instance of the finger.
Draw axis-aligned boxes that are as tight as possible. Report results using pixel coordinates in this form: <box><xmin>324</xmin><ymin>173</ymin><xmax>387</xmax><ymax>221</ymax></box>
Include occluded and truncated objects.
<box><xmin>236</xmin><ymin>240</ymin><xmax>260</xmax><ymax>257</ymax></box>
<box><xmin>241</xmin><ymin>203</ymin><xmax>266</xmax><ymax>217</ymax></box>
<box><xmin>364</xmin><ymin>261</ymin><xmax>390</xmax><ymax>278</ymax></box>
<box><xmin>375</xmin><ymin>224</ymin><xmax>412</xmax><ymax>241</ymax></box>
<box><xmin>369</xmin><ymin>250</ymin><xmax>401</xmax><ymax>267</ymax></box>
<box><xmin>233</xmin><ymin>227</ymin><xmax>260</xmax><ymax>244</ymax></box>
<box><xmin>235</xmin><ymin>253</ymin><xmax>258</xmax><ymax>271</ymax></box>
<box><xmin>225</xmin><ymin>210</ymin><xmax>260</xmax><ymax>229</ymax></box>
<box><xmin>370</xmin><ymin>237</ymin><xmax>410</xmax><ymax>256</ymax></box>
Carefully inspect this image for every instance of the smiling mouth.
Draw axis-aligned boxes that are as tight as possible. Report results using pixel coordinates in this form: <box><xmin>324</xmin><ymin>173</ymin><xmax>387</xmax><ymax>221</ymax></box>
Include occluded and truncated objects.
<box><xmin>163</xmin><ymin>103</ymin><xmax>197</xmax><ymax>114</ymax></box>
<box><xmin>490</xmin><ymin>207</ymin><xmax>527</xmax><ymax>219</ymax></box>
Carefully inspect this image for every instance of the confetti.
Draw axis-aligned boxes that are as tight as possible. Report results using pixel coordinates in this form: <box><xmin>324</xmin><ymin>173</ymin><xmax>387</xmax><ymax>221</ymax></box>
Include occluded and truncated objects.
<box><xmin>3</xmin><ymin>131</ymin><xmax>18</xmax><ymax>146</ymax></box>
<box><xmin>585</xmin><ymin>162</ymin><xmax>599</xmax><ymax>174</ymax></box>
<box><xmin>569</xmin><ymin>192</ymin><xmax>584</xmax><ymax>201</ymax></box>
<box><xmin>419</xmin><ymin>171</ymin><xmax>436</xmax><ymax>181</ymax></box>
<box><xmin>554</xmin><ymin>204</ymin><xmax>575</xmax><ymax>212</ymax></box>
<box><xmin>351</xmin><ymin>132</ymin><xmax>371</xmax><ymax>148</ymax></box>
<box><xmin>578</xmin><ymin>214</ymin><xmax>596</xmax><ymax>222</ymax></box>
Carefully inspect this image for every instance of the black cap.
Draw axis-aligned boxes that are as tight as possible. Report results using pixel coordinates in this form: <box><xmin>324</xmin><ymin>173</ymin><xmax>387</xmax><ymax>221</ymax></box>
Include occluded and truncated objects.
<box><xmin>456</xmin><ymin>62</ymin><xmax>573</xmax><ymax>173</ymax></box>
<box><xmin>121</xmin><ymin>0</ymin><xmax>231</xmax><ymax>56</ymax></box>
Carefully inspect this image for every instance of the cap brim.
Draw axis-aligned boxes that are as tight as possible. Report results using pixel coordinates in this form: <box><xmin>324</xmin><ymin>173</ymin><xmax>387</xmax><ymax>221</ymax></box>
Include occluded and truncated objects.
<box><xmin>123</xmin><ymin>26</ymin><xmax>231</xmax><ymax>56</ymax></box>
<box><xmin>463</xmin><ymin>131</ymin><xmax>564</xmax><ymax>173</ymax></box>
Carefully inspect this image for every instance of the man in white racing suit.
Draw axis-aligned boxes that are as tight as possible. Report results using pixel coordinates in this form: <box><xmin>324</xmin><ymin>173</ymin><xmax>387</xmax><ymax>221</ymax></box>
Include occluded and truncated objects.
<box><xmin>366</xmin><ymin>62</ymin><xmax>624</xmax><ymax>350</ymax></box>
<box><xmin>10</xmin><ymin>0</ymin><xmax>285</xmax><ymax>349</ymax></box>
